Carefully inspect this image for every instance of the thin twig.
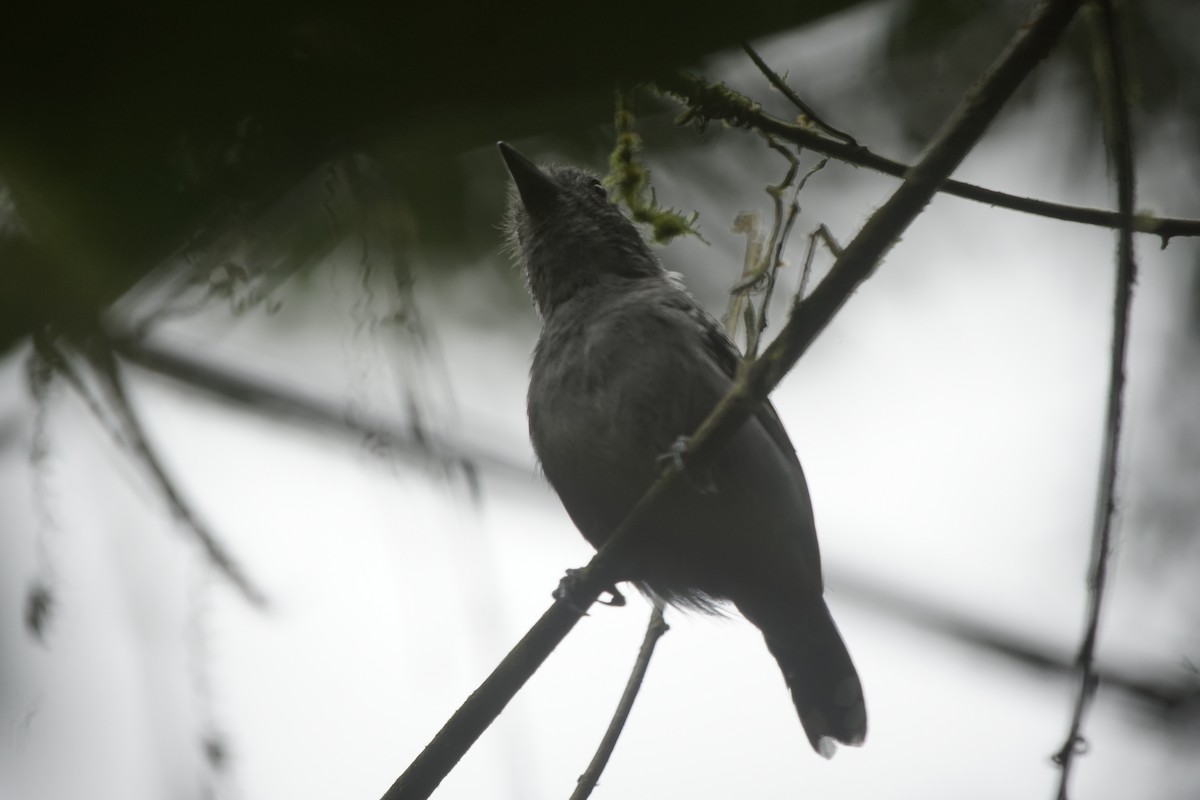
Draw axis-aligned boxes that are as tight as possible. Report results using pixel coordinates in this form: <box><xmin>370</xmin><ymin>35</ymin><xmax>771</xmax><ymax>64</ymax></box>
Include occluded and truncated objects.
<box><xmin>31</xmin><ymin>332</ymin><xmax>129</xmax><ymax>448</ymax></box>
<box><xmin>655</xmin><ymin>75</ymin><xmax>1199</xmax><ymax>246</ymax></box>
<box><xmin>724</xmin><ymin>211</ymin><xmax>766</xmax><ymax>342</ymax></box>
<box><xmin>724</xmin><ymin>142</ymin><xmax>822</xmax><ymax>358</ymax></box>
<box><xmin>379</xmin><ymin>3</ymin><xmax>1086</xmax><ymax>797</ymax></box>
<box><xmin>745</xmin><ymin>139</ymin><xmax>802</xmax><ymax>359</ymax></box>
<box><xmin>798</xmin><ymin>224</ymin><xmax>844</xmax><ymax>303</ymax></box>
<box><xmin>752</xmin><ymin>155</ymin><xmax>826</xmax><ymax>357</ymax></box>
<box><xmin>569</xmin><ymin>601</ymin><xmax>669</xmax><ymax>800</ymax></box>
<box><xmin>742</xmin><ymin>42</ymin><xmax>857</xmax><ymax>146</ymax></box>
<box><xmin>84</xmin><ymin>339</ymin><xmax>269</xmax><ymax>607</ymax></box>
<box><xmin>724</xmin><ymin>139</ymin><xmax>799</xmax><ymax>355</ymax></box>
<box><xmin>35</xmin><ymin>332</ymin><xmax>267</xmax><ymax>606</ymax></box>
<box><xmin>1053</xmin><ymin>2</ymin><xmax>1137</xmax><ymax>797</ymax></box>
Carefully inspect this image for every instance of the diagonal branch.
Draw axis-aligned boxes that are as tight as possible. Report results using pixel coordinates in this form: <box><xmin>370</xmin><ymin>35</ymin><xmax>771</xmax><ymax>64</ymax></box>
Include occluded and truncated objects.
<box><xmin>379</xmin><ymin>2</ymin><xmax>1087</xmax><ymax>797</ymax></box>
<box><xmin>655</xmin><ymin>75</ymin><xmax>1199</xmax><ymax>247</ymax></box>
<box><xmin>1053</xmin><ymin>2</ymin><xmax>1138</xmax><ymax>796</ymax></box>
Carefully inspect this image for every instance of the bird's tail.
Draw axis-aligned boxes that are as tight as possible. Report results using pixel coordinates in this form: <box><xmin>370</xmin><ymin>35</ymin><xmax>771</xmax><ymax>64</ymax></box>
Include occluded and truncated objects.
<box><xmin>735</xmin><ymin>591</ymin><xmax>867</xmax><ymax>757</ymax></box>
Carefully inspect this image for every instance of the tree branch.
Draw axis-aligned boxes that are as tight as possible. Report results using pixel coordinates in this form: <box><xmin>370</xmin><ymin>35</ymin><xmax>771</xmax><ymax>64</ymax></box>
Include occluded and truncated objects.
<box><xmin>655</xmin><ymin>74</ymin><xmax>1199</xmax><ymax>247</ymax></box>
<box><xmin>1053</xmin><ymin>2</ymin><xmax>1138</xmax><ymax>796</ymax></box>
<box><xmin>379</xmin><ymin>2</ymin><xmax>1087</xmax><ymax>797</ymax></box>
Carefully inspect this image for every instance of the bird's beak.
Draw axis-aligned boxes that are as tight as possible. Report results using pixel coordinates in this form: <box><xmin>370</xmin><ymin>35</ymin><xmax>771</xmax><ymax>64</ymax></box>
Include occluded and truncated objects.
<box><xmin>498</xmin><ymin>141</ymin><xmax>558</xmax><ymax>213</ymax></box>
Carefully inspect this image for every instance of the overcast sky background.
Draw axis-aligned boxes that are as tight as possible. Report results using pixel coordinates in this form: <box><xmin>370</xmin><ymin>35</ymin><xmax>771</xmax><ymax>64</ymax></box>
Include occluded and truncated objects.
<box><xmin>2</xmin><ymin>4</ymin><xmax>1199</xmax><ymax>800</ymax></box>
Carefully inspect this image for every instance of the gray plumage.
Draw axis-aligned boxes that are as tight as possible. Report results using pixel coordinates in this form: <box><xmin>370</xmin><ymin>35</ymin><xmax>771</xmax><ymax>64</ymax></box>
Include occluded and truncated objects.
<box><xmin>499</xmin><ymin>142</ymin><xmax>866</xmax><ymax>755</ymax></box>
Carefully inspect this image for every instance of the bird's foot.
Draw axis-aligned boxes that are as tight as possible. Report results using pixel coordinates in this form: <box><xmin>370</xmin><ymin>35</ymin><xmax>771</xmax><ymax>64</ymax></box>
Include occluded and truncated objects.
<box><xmin>656</xmin><ymin>436</ymin><xmax>718</xmax><ymax>494</ymax></box>
<box><xmin>553</xmin><ymin>568</ymin><xmax>626</xmax><ymax>614</ymax></box>
<box><xmin>656</xmin><ymin>436</ymin><xmax>690</xmax><ymax>474</ymax></box>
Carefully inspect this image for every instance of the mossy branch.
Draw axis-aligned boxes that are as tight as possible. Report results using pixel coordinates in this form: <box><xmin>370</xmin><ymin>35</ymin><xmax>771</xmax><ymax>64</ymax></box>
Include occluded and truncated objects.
<box><xmin>605</xmin><ymin>93</ymin><xmax>705</xmax><ymax>245</ymax></box>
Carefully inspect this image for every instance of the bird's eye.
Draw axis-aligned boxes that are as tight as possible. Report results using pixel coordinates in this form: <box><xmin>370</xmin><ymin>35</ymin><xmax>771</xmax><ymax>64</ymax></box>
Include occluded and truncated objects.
<box><xmin>588</xmin><ymin>177</ymin><xmax>607</xmax><ymax>197</ymax></box>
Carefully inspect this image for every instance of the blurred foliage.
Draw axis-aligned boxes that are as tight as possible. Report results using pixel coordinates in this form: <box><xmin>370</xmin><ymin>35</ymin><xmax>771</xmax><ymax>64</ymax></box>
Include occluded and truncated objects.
<box><xmin>880</xmin><ymin>0</ymin><xmax>1200</xmax><ymax>144</ymax></box>
<box><xmin>0</xmin><ymin>0</ymin><xmax>867</xmax><ymax>355</ymax></box>
<box><xmin>882</xmin><ymin>0</ymin><xmax>1030</xmax><ymax>142</ymax></box>
<box><xmin>1</xmin><ymin>0</ymin><xmax>1198</xmax><ymax>384</ymax></box>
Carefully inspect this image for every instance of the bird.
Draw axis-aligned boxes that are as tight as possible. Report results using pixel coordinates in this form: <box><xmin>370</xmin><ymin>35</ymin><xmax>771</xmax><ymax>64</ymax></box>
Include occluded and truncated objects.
<box><xmin>499</xmin><ymin>141</ymin><xmax>866</xmax><ymax>756</ymax></box>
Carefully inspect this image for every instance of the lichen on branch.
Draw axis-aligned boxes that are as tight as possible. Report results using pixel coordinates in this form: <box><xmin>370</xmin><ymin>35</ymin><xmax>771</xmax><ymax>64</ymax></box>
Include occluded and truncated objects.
<box><xmin>605</xmin><ymin>94</ymin><xmax>704</xmax><ymax>245</ymax></box>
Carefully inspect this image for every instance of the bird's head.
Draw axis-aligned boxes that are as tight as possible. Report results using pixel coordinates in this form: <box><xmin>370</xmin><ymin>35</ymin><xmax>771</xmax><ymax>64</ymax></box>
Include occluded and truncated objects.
<box><xmin>499</xmin><ymin>142</ymin><xmax>660</xmax><ymax>317</ymax></box>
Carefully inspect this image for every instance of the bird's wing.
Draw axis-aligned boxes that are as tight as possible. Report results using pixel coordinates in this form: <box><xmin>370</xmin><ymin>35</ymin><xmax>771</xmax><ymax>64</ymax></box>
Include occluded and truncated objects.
<box><xmin>666</xmin><ymin>292</ymin><xmax>804</xmax><ymax>471</ymax></box>
<box><xmin>658</xmin><ymin>284</ymin><xmax>823</xmax><ymax>587</ymax></box>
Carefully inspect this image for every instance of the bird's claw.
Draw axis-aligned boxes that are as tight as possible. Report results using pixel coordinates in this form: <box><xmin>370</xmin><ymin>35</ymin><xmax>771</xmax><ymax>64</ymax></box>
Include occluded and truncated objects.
<box><xmin>657</xmin><ymin>436</ymin><xmax>718</xmax><ymax>494</ymax></box>
<box><xmin>598</xmin><ymin>584</ymin><xmax>626</xmax><ymax>606</ymax></box>
<box><xmin>553</xmin><ymin>568</ymin><xmax>626</xmax><ymax>613</ymax></box>
<box><xmin>656</xmin><ymin>436</ymin><xmax>690</xmax><ymax>474</ymax></box>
